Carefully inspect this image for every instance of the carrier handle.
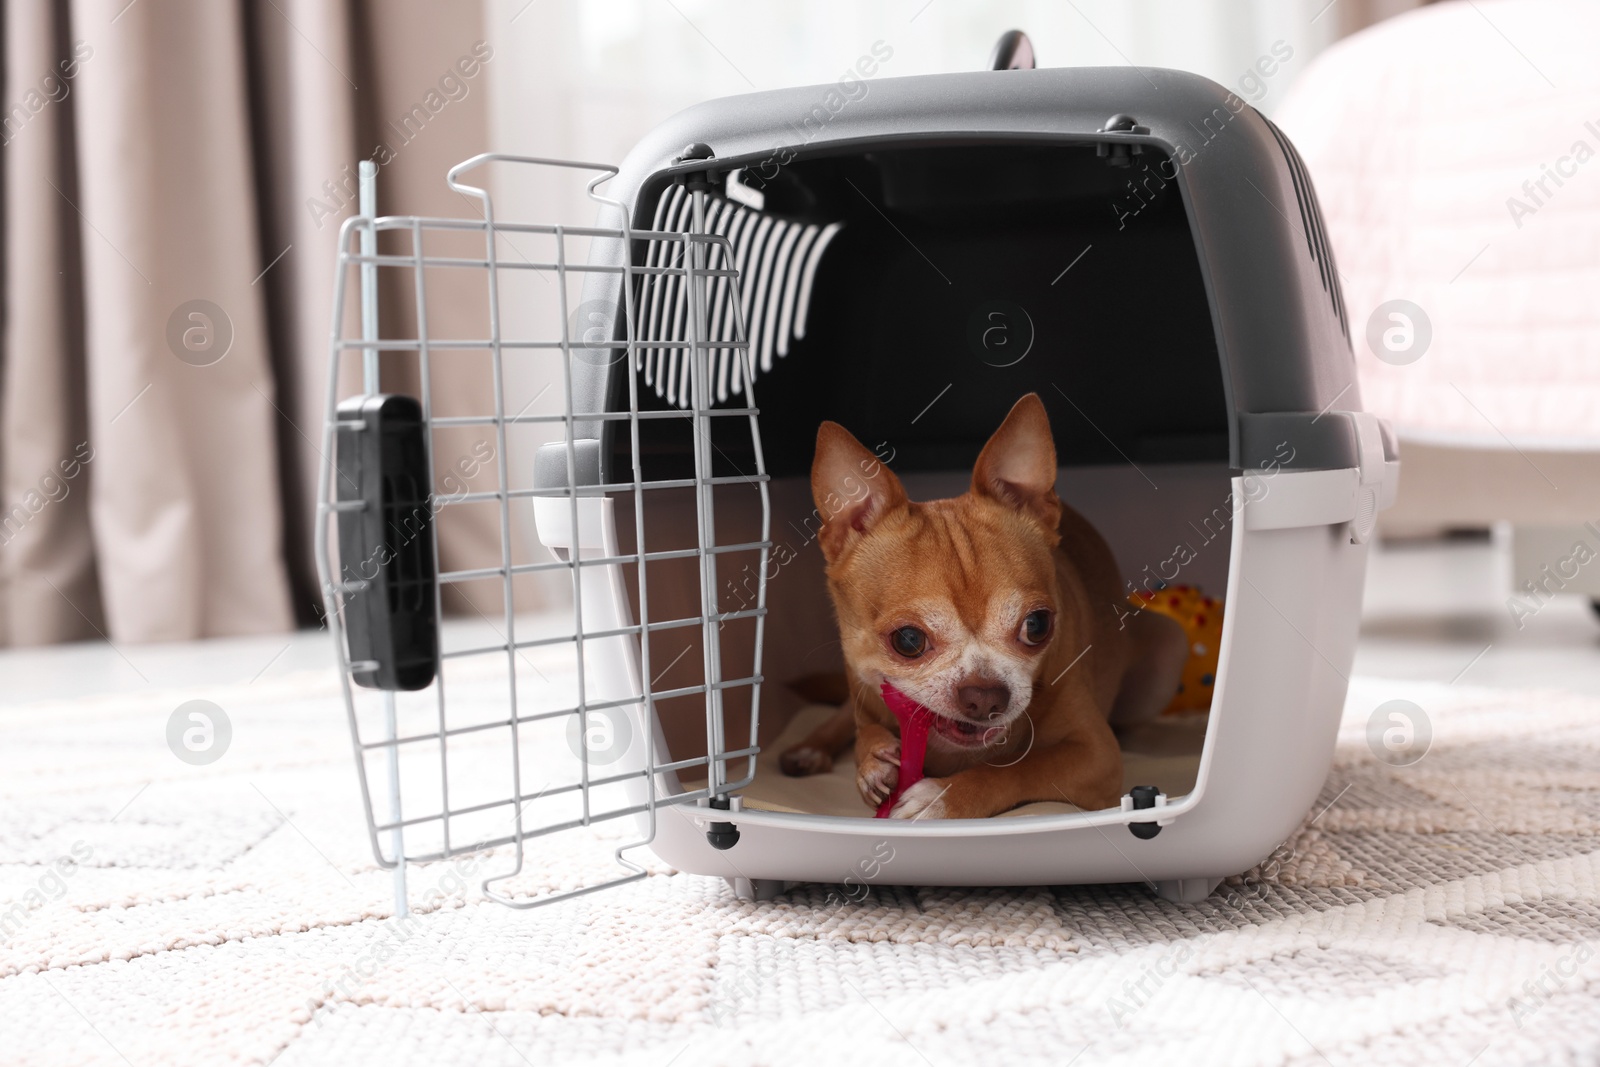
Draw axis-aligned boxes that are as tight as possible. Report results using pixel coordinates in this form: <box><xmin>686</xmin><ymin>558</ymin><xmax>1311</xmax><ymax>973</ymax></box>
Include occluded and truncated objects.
<box><xmin>988</xmin><ymin>29</ymin><xmax>1035</xmax><ymax>70</ymax></box>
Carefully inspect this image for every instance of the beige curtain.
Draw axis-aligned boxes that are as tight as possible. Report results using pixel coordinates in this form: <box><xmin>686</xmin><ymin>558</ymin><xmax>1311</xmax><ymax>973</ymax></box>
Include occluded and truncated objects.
<box><xmin>1</xmin><ymin>0</ymin><xmax>503</xmax><ymax>646</ymax></box>
<box><xmin>1</xmin><ymin>0</ymin><xmax>1439</xmax><ymax>649</ymax></box>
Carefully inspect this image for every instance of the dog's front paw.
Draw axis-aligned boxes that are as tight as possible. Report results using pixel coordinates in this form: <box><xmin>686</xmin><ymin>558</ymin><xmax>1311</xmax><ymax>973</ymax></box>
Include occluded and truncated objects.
<box><xmin>779</xmin><ymin>744</ymin><xmax>833</xmax><ymax>777</ymax></box>
<box><xmin>889</xmin><ymin>777</ymin><xmax>954</xmax><ymax>820</ymax></box>
<box><xmin>856</xmin><ymin>744</ymin><xmax>900</xmax><ymax>808</ymax></box>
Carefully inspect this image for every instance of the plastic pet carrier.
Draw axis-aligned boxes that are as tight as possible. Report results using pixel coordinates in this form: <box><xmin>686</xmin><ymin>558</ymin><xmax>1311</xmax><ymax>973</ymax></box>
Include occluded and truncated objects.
<box><xmin>317</xmin><ymin>37</ymin><xmax>1399</xmax><ymax>910</ymax></box>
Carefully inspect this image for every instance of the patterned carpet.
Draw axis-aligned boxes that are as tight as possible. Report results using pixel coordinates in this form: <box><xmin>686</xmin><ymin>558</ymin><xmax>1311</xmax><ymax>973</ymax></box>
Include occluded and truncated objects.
<box><xmin>2</xmin><ymin>666</ymin><xmax>1599</xmax><ymax>1066</ymax></box>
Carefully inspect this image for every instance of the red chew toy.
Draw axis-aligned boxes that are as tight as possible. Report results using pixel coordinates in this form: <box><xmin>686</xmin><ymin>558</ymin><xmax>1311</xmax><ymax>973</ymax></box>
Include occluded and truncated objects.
<box><xmin>875</xmin><ymin>682</ymin><xmax>934</xmax><ymax>818</ymax></box>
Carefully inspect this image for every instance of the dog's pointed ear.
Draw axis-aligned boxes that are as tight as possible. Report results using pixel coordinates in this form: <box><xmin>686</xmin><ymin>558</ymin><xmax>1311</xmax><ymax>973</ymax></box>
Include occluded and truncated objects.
<box><xmin>971</xmin><ymin>394</ymin><xmax>1062</xmax><ymax>533</ymax></box>
<box><xmin>812</xmin><ymin>421</ymin><xmax>907</xmax><ymax>563</ymax></box>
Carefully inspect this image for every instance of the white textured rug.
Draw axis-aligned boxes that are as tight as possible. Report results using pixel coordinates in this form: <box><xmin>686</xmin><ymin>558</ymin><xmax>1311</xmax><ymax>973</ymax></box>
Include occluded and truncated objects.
<box><xmin>3</xmin><ymin>666</ymin><xmax>1600</xmax><ymax>1066</ymax></box>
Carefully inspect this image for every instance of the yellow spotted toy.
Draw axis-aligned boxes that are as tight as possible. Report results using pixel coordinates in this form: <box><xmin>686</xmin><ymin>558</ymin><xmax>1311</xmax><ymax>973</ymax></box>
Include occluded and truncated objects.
<box><xmin>1128</xmin><ymin>584</ymin><xmax>1223</xmax><ymax>715</ymax></box>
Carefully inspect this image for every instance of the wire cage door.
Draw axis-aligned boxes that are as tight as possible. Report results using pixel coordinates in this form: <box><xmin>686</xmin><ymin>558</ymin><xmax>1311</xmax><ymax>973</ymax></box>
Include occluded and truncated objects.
<box><xmin>315</xmin><ymin>153</ymin><xmax>772</xmax><ymax>912</ymax></box>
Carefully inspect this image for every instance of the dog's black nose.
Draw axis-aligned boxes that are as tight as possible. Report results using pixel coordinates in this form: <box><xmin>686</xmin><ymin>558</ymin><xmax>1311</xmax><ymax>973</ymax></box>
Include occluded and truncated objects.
<box><xmin>956</xmin><ymin>682</ymin><xmax>1009</xmax><ymax>719</ymax></box>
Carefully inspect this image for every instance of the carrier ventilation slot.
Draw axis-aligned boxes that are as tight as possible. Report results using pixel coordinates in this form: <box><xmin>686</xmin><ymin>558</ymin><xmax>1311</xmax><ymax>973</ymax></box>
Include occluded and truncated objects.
<box><xmin>638</xmin><ymin>182</ymin><xmax>843</xmax><ymax>408</ymax></box>
<box><xmin>1264</xmin><ymin>118</ymin><xmax>1349</xmax><ymax>339</ymax></box>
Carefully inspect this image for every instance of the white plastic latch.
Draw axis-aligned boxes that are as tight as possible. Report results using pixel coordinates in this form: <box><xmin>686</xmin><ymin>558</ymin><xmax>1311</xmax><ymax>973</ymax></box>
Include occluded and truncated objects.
<box><xmin>691</xmin><ymin>794</ymin><xmax>744</xmax><ymax>827</ymax></box>
<box><xmin>1126</xmin><ymin>793</ymin><xmax>1177</xmax><ymax>825</ymax></box>
<box><xmin>1346</xmin><ymin>411</ymin><xmax>1386</xmax><ymax>545</ymax></box>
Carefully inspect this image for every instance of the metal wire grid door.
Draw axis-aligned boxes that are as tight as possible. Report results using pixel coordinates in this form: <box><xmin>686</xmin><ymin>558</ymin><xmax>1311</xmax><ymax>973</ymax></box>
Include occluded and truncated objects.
<box><xmin>314</xmin><ymin>153</ymin><xmax>772</xmax><ymax>912</ymax></box>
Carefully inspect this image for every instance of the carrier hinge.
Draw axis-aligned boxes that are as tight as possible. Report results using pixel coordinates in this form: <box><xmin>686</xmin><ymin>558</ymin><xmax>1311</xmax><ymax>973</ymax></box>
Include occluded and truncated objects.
<box><xmin>703</xmin><ymin>795</ymin><xmax>741</xmax><ymax>850</ymax></box>
<box><xmin>1097</xmin><ymin>115</ymin><xmax>1151</xmax><ymax>167</ymax></box>
<box><xmin>669</xmin><ymin>143</ymin><xmax>722</xmax><ymax>192</ymax></box>
<box><xmin>1123</xmin><ymin>784</ymin><xmax>1169</xmax><ymax>839</ymax></box>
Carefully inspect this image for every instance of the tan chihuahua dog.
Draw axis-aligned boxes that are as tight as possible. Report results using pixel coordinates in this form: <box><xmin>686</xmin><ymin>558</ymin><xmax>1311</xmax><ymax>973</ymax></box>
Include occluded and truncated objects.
<box><xmin>781</xmin><ymin>393</ymin><xmax>1186</xmax><ymax>819</ymax></box>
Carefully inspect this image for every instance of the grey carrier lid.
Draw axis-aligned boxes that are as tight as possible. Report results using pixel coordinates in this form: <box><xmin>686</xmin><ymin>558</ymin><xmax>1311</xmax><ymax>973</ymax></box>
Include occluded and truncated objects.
<box><xmin>560</xmin><ymin>64</ymin><xmax>1385</xmax><ymax>483</ymax></box>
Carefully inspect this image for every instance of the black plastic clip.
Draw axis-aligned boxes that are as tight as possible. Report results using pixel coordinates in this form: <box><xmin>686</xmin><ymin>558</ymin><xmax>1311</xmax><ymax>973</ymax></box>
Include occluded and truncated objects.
<box><xmin>705</xmin><ymin>795</ymin><xmax>740</xmax><ymax>850</ymax></box>
<box><xmin>334</xmin><ymin>394</ymin><xmax>438</xmax><ymax>692</ymax></box>
<box><xmin>1127</xmin><ymin>784</ymin><xmax>1163</xmax><ymax>840</ymax></box>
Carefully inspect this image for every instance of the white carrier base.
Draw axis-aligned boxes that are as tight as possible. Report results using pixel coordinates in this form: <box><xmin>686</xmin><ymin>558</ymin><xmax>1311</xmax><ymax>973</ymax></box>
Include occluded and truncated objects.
<box><xmin>540</xmin><ymin>448</ymin><xmax>1395</xmax><ymax>903</ymax></box>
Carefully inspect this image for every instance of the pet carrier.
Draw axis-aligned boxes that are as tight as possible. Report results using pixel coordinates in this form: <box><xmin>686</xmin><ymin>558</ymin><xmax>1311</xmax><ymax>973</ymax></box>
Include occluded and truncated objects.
<box><xmin>318</xmin><ymin>38</ymin><xmax>1399</xmax><ymax>910</ymax></box>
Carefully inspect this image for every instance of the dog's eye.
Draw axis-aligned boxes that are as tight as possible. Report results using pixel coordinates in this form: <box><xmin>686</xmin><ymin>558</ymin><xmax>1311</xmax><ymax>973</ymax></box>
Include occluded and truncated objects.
<box><xmin>889</xmin><ymin>626</ymin><xmax>927</xmax><ymax>658</ymax></box>
<box><xmin>1019</xmin><ymin>609</ymin><xmax>1053</xmax><ymax>646</ymax></box>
